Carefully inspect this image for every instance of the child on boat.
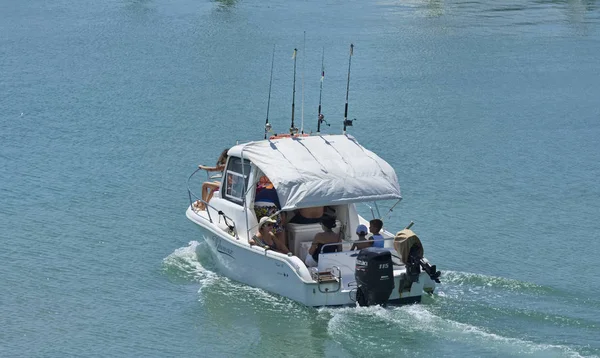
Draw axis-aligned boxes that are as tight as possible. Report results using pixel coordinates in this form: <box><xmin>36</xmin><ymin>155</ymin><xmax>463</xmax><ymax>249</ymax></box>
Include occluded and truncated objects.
<box><xmin>369</xmin><ymin>219</ymin><xmax>385</xmax><ymax>248</ymax></box>
<box><xmin>351</xmin><ymin>224</ymin><xmax>373</xmax><ymax>251</ymax></box>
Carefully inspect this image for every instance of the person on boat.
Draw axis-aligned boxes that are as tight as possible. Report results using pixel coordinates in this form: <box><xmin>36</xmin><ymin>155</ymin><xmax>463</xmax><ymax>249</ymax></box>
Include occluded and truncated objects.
<box><xmin>250</xmin><ymin>216</ymin><xmax>291</xmax><ymax>255</ymax></box>
<box><xmin>288</xmin><ymin>206</ymin><xmax>324</xmax><ymax>224</ymax></box>
<box><xmin>199</xmin><ymin>148</ymin><xmax>228</xmax><ymax>172</ymax></box>
<box><xmin>305</xmin><ymin>216</ymin><xmax>342</xmax><ymax>267</ymax></box>
<box><xmin>196</xmin><ymin>148</ymin><xmax>229</xmax><ymax>210</ymax></box>
<box><xmin>254</xmin><ymin>176</ymin><xmax>286</xmax><ymax>242</ymax></box>
<box><xmin>351</xmin><ymin>224</ymin><xmax>373</xmax><ymax>251</ymax></box>
<box><xmin>255</xmin><ymin>176</ymin><xmax>281</xmax><ymax>207</ymax></box>
<box><xmin>369</xmin><ymin>218</ymin><xmax>385</xmax><ymax>248</ymax></box>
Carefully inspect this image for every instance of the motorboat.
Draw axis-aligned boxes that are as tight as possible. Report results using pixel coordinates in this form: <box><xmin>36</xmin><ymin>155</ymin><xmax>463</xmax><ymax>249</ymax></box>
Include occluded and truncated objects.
<box><xmin>185</xmin><ymin>134</ymin><xmax>441</xmax><ymax>307</ymax></box>
<box><xmin>186</xmin><ymin>44</ymin><xmax>440</xmax><ymax>306</ymax></box>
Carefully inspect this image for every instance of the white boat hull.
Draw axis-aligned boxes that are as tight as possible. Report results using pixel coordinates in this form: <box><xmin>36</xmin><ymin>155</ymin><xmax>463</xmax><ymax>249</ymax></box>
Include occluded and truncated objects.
<box><xmin>187</xmin><ymin>206</ymin><xmax>435</xmax><ymax>307</ymax></box>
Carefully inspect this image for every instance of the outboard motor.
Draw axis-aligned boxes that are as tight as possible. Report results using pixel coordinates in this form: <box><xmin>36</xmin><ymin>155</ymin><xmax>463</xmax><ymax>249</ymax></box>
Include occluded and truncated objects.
<box><xmin>420</xmin><ymin>257</ymin><xmax>441</xmax><ymax>283</ymax></box>
<box><xmin>398</xmin><ymin>245</ymin><xmax>422</xmax><ymax>292</ymax></box>
<box><xmin>405</xmin><ymin>245</ymin><xmax>422</xmax><ymax>282</ymax></box>
<box><xmin>355</xmin><ymin>247</ymin><xmax>394</xmax><ymax>306</ymax></box>
<box><xmin>401</xmin><ymin>245</ymin><xmax>441</xmax><ymax>288</ymax></box>
<box><xmin>394</xmin><ymin>229</ymin><xmax>442</xmax><ymax>291</ymax></box>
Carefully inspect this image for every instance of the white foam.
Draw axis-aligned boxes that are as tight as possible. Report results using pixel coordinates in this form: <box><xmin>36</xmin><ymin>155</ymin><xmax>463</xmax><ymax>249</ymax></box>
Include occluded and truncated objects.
<box><xmin>442</xmin><ymin>270</ymin><xmax>543</xmax><ymax>291</ymax></box>
<box><xmin>162</xmin><ymin>241</ymin><xmax>305</xmax><ymax>313</ymax></box>
<box><xmin>320</xmin><ymin>304</ymin><xmax>587</xmax><ymax>357</ymax></box>
<box><xmin>162</xmin><ymin>247</ymin><xmax>588</xmax><ymax>357</ymax></box>
<box><xmin>162</xmin><ymin>241</ymin><xmax>218</xmax><ymax>285</ymax></box>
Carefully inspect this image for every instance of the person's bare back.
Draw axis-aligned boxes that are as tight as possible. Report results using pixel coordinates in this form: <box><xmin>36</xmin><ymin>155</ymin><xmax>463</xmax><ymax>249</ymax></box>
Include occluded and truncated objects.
<box><xmin>298</xmin><ymin>206</ymin><xmax>324</xmax><ymax>219</ymax></box>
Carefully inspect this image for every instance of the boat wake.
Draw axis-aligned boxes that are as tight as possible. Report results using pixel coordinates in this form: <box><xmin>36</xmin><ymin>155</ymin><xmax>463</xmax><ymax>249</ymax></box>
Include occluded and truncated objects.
<box><xmin>316</xmin><ymin>270</ymin><xmax>598</xmax><ymax>357</ymax></box>
<box><xmin>320</xmin><ymin>304</ymin><xmax>590</xmax><ymax>357</ymax></box>
<box><xmin>438</xmin><ymin>270</ymin><xmax>600</xmax><ymax>313</ymax></box>
<box><xmin>161</xmin><ymin>241</ymin><xmax>306</xmax><ymax>314</ymax></box>
<box><xmin>162</xmin><ymin>247</ymin><xmax>598</xmax><ymax>357</ymax></box>
<box><xmin>441</xmin><ymin>270</ymin><xmax>551</xmax><ymax>294</ymax></box>
<box><xmin>161</xmin><ymin>241</ymin><xmax>214</xmax><ymax>283</ymax></box>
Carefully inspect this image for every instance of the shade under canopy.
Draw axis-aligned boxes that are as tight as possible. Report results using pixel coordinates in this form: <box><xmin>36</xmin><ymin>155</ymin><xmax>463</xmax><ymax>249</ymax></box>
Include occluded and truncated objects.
<box><xmin>232</xmin><ymin>134</ymin><xmax>401</xmax><ymax>210</ymax></box>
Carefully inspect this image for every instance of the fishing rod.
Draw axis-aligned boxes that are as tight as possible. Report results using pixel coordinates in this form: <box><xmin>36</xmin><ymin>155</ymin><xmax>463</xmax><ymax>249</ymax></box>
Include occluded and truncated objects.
<box><xmin>290</xmin><ymin>48</ymin><xmax>298</xmax><ymax>135</ymax></box>
<box><xmin>316</xmin><ymin>47</ymin><xmax>329</xmax><ymax>133</ymax></box>
<box><xmin>343</xmin><ymin>43</ymin><xmax>355</xmax><ymax>134</ymax></box>
<box><xmin>264</xmin><ymin>45</ymin><xmax>276</xmax><ymax>139</ymax></box>
<box><xmin>301</xmin><ymin>32</ymin><xmax>306</xmax><ymax>134</ymax></box>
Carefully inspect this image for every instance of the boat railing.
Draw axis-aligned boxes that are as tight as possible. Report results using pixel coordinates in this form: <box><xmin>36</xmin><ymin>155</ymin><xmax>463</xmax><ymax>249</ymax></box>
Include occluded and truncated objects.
<box><xmin>355</xmin><ymin>199</ymin><xmax>402</xmax><ymax>222</ymax></box>
<box><xmin>321</xmin><ymin>236</ymin><xmax>394</xmax><ymax>252</ymax></box>
<box><xmin>322</xmin><ymin>238</ymin><xmax>405</xmax><ymax>266</ymax></box>
<box><xmin>320</xmin><ymin>241</ymin><xmax>345</xmax><ymax>253</ymax></box>
<box><xmin>187</xmin><ymin>167</ymin><xmax>210</xmax><ymax>214</ymax></box>
<box><xmin>342</xmin><ymin>237</ymin><xmax>391</xmax><ymax>247</ymax></box>
<box><xmin>186</xmin><ymin>168</ymin><xmax>239</xmax><ymax>238</ymax></box>
<box><xmin>320</xmin><ymin>237</ymin><xmax>398</xmax><ymax>251</ymax></box>
<box><xmin>355</xmin><ymin>201</ymin><xmax>380</xmax><ymax>221</ymax></box>
<box><xmin>317</xmin><ymin>265</ymin><xmax>341</xmax><ymax>293</ymax></box>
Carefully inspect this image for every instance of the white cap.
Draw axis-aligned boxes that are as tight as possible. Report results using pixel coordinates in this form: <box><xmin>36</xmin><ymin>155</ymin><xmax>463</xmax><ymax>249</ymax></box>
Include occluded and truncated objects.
<box><xmin>259</xmin><ymin>216</ymin><xmax>276</xmax><ymax>228</ymax></box>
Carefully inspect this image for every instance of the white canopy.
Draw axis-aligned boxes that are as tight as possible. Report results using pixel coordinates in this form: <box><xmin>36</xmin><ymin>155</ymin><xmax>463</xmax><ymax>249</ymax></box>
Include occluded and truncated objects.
<box><xmin>234</xmin><ymin>134</ymin><xmax>401</xmax><ymax>210</ymax></box>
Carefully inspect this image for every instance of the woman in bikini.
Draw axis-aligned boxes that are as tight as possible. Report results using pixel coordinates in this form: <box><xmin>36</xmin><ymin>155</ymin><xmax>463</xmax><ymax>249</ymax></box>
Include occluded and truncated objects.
<box><xmin>305</xmin><ymin>216</ymin><xmax>341</xmax><ymax>267</ymax></box>
<box><xmin>196</xmin><ymin>148</ymin><xmax>229</xmax><ymax>210</ymax></box>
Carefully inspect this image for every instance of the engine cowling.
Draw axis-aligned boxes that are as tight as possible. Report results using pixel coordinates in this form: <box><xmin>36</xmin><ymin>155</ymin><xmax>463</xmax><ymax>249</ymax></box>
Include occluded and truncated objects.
<box><xmin>355</xmin><ymin>247</ymin><xmax>394</xmax><ymax>306</ymax></box>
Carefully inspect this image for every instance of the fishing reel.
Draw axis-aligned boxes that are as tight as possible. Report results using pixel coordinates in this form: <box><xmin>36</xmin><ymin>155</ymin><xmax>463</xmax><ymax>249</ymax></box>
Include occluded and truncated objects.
<box><xmin>289</xmin><ymin>126</ymin><xmax>299</xmax><ymax>135</ymax></box>
<box><xmin>343</xmin><ymin>118</ymin><xmax>356</xmax><ymax>127</ymax></box>
<box><xmin>318</xmin><ymin>113</ymin><xmax>330</xmax><ymax>127</ymax></box>
<box><xmin>263</xmin><ymin>122</ymin><xmax>273</xmax><ymax>139</ymax></box>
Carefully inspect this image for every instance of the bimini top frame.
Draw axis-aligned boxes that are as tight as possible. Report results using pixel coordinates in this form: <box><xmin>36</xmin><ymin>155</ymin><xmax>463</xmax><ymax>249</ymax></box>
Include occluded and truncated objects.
<box><xmin>229</xmin><ymin>134</ymin><xmax>402</xmax><ymax>211</ymax></box>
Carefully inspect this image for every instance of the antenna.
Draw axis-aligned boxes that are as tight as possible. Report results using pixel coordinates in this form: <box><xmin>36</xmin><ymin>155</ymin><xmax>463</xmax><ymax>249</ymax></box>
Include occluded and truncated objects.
<box><xmin>264</xmin><ymin>45</ymin><xmax>275</xmax><ymax>139</ymax></box>
<box><xmin>290</xmin><ymin>48</ymin><xmax>298</xmax><ymax>135</ymax></box>
<box><xmin>343</xmin><ymin>43</ymin><xmax>355</xmax><ymax>134</ymax></box>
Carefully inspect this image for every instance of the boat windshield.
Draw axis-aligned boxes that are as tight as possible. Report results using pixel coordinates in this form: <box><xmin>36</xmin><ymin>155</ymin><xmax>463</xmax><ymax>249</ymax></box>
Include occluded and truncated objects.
<box><xmin>224</xmin><ymin>157</ymin><xmax>251</xmax><ymax>204</ymax></box>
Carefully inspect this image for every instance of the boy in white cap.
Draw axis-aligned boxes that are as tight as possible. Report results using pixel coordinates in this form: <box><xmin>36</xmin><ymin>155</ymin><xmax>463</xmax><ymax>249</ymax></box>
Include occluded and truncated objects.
<box><xmin>351</xmin><ymin>224</ymin><xmax>373</xmax><ymax>251</ymax></box>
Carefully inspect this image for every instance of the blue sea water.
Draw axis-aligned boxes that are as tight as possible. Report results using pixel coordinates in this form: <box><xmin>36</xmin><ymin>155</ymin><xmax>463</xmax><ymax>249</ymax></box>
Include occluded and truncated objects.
<box><xmin>1</xmin><ymin>0</ymin><xmax>599</xmax><ymax>356</ymax></box>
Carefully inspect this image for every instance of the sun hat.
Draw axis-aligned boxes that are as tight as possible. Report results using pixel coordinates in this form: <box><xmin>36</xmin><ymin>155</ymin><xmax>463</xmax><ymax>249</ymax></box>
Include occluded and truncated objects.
<box><xmin>259</xmin><ymin>216</ymin><xmax>276</xmax><ymax>228</ymax></box>
<box><xmin>356</xmin><ymin>224</ymin><xmax>368</xmax><ymax>235</ymax></box>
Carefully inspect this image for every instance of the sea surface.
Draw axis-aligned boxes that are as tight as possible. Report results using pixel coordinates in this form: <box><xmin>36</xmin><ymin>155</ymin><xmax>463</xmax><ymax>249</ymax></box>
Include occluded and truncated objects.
<box><xmin>1</xmin><ymin>0</ymin><xmax>599</xmax><ymax>357</ymax></box>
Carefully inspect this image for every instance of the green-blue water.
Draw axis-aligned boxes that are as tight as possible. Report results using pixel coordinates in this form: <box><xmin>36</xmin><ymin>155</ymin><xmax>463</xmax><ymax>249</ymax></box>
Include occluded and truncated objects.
<box><xmin>2</xmin><ymin>0</ymin><xmax>599</xmax><ymax>356</ymax></box>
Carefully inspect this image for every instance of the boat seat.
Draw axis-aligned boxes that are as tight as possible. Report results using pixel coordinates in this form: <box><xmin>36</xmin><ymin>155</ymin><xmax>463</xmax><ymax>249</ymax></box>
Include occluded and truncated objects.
<box><xmin>287</xmin><ymin>221</ymin><xmax>341</xmax><ymax>257</ymax></box>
